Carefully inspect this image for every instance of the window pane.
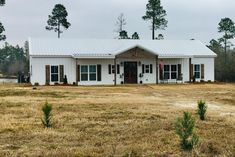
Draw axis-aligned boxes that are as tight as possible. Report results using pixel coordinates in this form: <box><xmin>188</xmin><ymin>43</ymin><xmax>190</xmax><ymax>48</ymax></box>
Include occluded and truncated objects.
<box><xmin>81</xmin><ymin>74</ymin><xmax>88</xmax><ymax>81</ymax></box>
<box><xmin>51</xmin><ymin>74</ymin><xmax>58</xmax><ymax>82</ymax></box>
<box><xmin>112</xmin><ymin>65</ymin><xmax>115</xmax><ymax>74</ymax></box>
<box><xmin>90</xmin><ymin>73</ymin><xmax>96</xmax><ymax>81</ymax></box>
<box><xmin>194</xmin><ymin>65</ymin><xmax>200</xmax><ymax>72</ymax></box>
<box><xmin>171</xmin><ymin>65</ymin><xmax>177</xmax><ymax>72</ymax></box>
<box><xmin>145</xmin><ymin>65</ymin><xmax>150</xmax><ymax>73</ymax></box>
<box><xmin>195</xmin><ymin>72</ymin><xmax>200</xmax><ymax>79</ymax></box>
<box><xmin>51</xmin><ymin>66</ymin><xmax>58</xmax><ymax>73</ymax></box>
<box><xmin>164</xmin><ymin>65</ymin><xmax>170</xmax><ymax>71</ymax></box>
<box><xmin>171</xmin><ymin>72</ymin><xmax>177</xmax><ymax>79</ymax></box>
<box><xmin>164</xmin><ymin>72</ymin><xmax>170</xmax><ymax>79</ymax></box>
<box><xmin>81</xmin><ymin>66</ymin><xmax>88</xmax><ymax>73</ymax></box>
<box><xmin>89</xmin><ymin>65</ymin><xmax>96</xmax><ymax>73</ymax></box>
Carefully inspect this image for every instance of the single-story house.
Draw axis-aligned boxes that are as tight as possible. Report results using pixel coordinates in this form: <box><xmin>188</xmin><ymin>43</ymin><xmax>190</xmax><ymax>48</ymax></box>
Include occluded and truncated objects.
<box><xmin>29</xmin><ymin>38</ymin><xmax>217</xmax><ymax>85</ymax></box>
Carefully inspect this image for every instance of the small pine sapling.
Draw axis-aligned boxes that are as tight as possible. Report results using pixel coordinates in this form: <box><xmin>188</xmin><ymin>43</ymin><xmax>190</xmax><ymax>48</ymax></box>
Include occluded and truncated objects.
<box><xmin>175</xmin><ymin>112</ymin><xmax>199</xmax><ymax>150</ymax></box>
<box><xmin>41</xmin><ymin>101</ymin><xmax>53</xmax><ymax>128</ymax></box>
<box><xmin>197</xmin><ymin>100</ymin><xmax>207</xmax><ymax>120</ymax></box>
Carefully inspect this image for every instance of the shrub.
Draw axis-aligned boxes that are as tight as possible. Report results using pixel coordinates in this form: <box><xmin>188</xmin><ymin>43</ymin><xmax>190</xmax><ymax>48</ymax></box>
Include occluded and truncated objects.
<box><xmin>175</xmin><ymin>112</ymin><xmax>199</xmax><ymax>150</ymax></box>
<box><xmin>34</xmin><ymin>82</ymin><xmax>39</xmax><ymax>86</ymax></box>
<box><xmin>41</xmin><ymin>101</ymin><xmax>53</xmax><ymax>128</ymax></box>
<box><xmin>63</xmin><ymin>75</ymin><xmax>68</xmax><ymax>84</ymax></box>
<box><xmin>197</xmin><ymin>100</ymin><xmax>207</xmax><ymax>120</ymax></box>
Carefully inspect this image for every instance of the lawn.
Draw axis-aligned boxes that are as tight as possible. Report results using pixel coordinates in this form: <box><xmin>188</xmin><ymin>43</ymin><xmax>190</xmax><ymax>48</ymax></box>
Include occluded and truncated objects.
<box><xmin>0</xmin><ymin>83</ymin><xmax>234</xmax><ymax>157</ymax></box>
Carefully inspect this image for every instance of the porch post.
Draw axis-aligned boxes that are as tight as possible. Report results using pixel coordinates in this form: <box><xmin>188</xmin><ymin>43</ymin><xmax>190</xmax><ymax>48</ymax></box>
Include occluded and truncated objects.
<box><xmin>76</xmin><ymin>58</ymin><xmax>78</xmax><ymax>85</ymax></box>
<box><xmin>114</xmin><ymin>57</ymin><xmax>117</xmax><ymax>86</ymax></box>
<box><xmin>156</xmin><ymin>55</ymin><xmax>159</xmax><ymax>84</ymax></box>
<box><xmin>189</xmin><ymin>58</ymin><xmax>192</xmax><ymax>82</ymax></box>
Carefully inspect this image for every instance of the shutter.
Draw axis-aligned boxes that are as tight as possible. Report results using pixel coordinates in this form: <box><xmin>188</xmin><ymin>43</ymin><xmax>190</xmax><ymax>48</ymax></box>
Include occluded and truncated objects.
<box><xmin>117</xmin><ymin>64</ymin><xmax>120</xmax><ymax>74</ymax></box>
<box><xmin>150</xmin><ymin>64</ymin><xmax>153</xmax><ymax>73</ymax></box>
<box><xmin>201</xmin><ymin>64</ymin><xmax>205</xmax><ymax>79</ymax></box>
<box><xmin>77</xmin><ymin>65</ymin><xmax>80</xmax><ymax>82</ymax></box>
<box><xmin>97</xmin><ymin>64</ymin><xmax>102</xmax><ymax>81</ymax></box>
<box><xmin>108</xmin><ymin>64</ymin><xmax>111</xmax><ymax>74</ymax></box>
<box><xmin>142</xmin><ymin>64</ymin><xmax>145</xmax><ymax>73</ymax></box>
<box><xmin>178</xmin><ymin>64</ymin><xmax>182</xmax><ymax>79</ymax></box>
<box><xmin>59</xmin><ymin>65</ymin><xmax>64</xmax><ymax>82</ymax></box>
<box><xmin>45</xmin><ymin>65</ymin><xmax>50</xmax><ymax>84</ymax></box>
<box><xmin>190</xmin><ymin>64</ymin><xmax>194</xmax><ymax>80</ymax></box>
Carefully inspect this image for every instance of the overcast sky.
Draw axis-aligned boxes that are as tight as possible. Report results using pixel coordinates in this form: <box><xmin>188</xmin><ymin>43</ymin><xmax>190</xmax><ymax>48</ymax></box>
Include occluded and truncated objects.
<box><xmin>0</xmin><ymin>0</ymin><xmax>234</xmax><ymax>47</ymax></box>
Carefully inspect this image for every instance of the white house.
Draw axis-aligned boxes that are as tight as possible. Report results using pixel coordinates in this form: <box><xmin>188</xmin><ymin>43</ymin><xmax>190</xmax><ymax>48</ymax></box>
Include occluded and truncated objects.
<box><xmin>29</xmin><ymin>38</ymin><xmax>217</xmax><ymax>85</ymax></box>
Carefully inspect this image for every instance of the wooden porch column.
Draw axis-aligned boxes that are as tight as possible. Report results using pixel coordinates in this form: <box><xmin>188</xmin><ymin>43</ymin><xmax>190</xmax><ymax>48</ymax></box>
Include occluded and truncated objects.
<box><xmin>189</xmin><ymin>58</ymin><xmax>192</xmax><ymax>82</ymax></box>
<box><xmin>156</xmin><ymin>55</ymin><xmax>159</xmax><ymax>84</ymax></box>
<box><xmin>114</xmin><ymin>57</ymin><xmax>117</xmax><ymax>86</ymax></box>
<box><xmin>76</xmin><ymin>58</ymin><xmax>78</xmax><ymax>85</ymax></box>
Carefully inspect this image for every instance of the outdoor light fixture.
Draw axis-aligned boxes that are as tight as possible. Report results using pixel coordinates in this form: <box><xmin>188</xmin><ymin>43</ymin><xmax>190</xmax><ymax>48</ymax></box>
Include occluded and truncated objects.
<box><xmin>138</xmin><ymin>61</ymin><xmax>141</xmax><ymax>66</ymax></box>
<box><xmin>120</xmin><ymin>62</ymin><xmax>124</xmax><ymax>66</ymax></box>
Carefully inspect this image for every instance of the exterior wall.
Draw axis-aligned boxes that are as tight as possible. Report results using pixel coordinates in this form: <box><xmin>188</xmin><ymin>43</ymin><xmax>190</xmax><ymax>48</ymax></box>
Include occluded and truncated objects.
<box><xmin>116</xmin><ymin>58</ymin><xmax>156</xmax><ymax>84</ymax></box>
<box><xmin>191</xmin><ymin>57</ymin><xmax>215</xmax><ymax>82</ymax></box>
<box><xmin>30</xmin><ymin>56</ymin><xmax>215</xmax><ymax>85</ymax></box>
<box><xmin>159</xmin><ymin>58</ymin><xmax>187</xmax><ymax>83</ymax></box>
<box><xmin>30</xmin><ymin>57</ymin><xmax>76</xmax><ymax>85</ymax></box>
<box><xmin>77</xmin><ymin>59</ymin><xmax>115</xmax><ymax>85</ymax></box>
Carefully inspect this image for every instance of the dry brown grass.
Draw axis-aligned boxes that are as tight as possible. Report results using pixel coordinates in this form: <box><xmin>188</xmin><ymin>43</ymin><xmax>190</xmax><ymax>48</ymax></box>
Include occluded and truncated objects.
<box><xmin>0</xmin><ymin>83</ymin><xmax>234</xmax><ymax>157</ymax></box>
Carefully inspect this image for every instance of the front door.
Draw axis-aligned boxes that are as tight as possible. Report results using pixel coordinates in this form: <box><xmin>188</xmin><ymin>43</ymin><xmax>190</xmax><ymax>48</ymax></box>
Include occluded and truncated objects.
<box><xmin>124</xmin><ymin>62</ymin><xmax>138</xmax><ymax>84</ymax></box>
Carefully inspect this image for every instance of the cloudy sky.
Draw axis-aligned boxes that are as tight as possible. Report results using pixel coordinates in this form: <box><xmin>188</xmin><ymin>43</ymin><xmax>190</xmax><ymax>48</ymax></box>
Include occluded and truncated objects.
<box><xmin>0</xmin><ymin>0</ymin><xmax>234</xmax><ymax>46</ymax></box>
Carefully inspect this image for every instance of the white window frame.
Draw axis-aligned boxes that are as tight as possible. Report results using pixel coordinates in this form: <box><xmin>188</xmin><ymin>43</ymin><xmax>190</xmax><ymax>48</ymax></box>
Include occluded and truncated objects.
<box><xmin>171</xmin><ymin>65</ymin><xmax>177</xmax><ymax>79</ymax></box>
<box><xmin>163</xmin><ymin>64</ymin><xmax>178</xmax><ymax>80</ymax></box>
<box><xmin>89</xmin><ymin>65</ymin><xmax>97</xmax><ymax>81</ymax></box>
<box><xmin>81</xmin><ymin>65</ymin><xmax>89</xmax><ymax>81</ymax></box>
<box><xmin>145</xmin><ymin>65</ymin><xmax>150</xmax><ymax>73</ymax></box>
<box><xmin>51</xmin><ymin>65</ymin><xmax>59</xmax><ymax>82</ymax></box>
<box><xmin>80</xmin><ymin>65</ymin><xmax>97</xmax><ymax>81</ymax></box>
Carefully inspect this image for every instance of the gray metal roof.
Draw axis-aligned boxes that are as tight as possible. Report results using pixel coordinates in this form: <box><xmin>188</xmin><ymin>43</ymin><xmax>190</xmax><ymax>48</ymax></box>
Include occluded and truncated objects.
<box><xmin>29</xmin><ymin>38</ymin><xmax>217</xmax><ymax>58</ymax></box>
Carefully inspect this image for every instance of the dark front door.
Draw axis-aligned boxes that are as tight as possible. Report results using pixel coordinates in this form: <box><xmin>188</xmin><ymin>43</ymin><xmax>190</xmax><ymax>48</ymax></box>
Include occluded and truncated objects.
<box><xmin>124</xmin><ymin>62</ymin><xmax>138</xmax><ymax>84</ymax></box>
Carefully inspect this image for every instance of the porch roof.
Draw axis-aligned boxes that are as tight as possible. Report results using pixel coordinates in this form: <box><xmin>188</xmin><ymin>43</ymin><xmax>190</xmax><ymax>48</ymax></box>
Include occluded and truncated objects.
<box><xmin>29</xmin><ymin>38</ymin><xmax>217</xmax><ymax>58</ymax></box>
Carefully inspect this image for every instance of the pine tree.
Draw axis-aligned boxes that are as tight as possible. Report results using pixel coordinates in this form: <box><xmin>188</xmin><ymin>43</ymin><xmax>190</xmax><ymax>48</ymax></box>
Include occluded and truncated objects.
<box><xmin>46</xmin><ymin>4</ymin><xmax>71</xmax><ymax>38</ymax></box>
<box><xmin>0</xmin><ymin>0</ymin><xmax>6</xmax><ymax>41</ymax></box>
<box><xmin>142</xmin><ymin>0</ymin><xmax>167</xmax><ymax>40</ymax></box>
<box><xmin>132</xmin><ymin>32</ymin><xmax>140</xmax><ymax>39</ymax></box>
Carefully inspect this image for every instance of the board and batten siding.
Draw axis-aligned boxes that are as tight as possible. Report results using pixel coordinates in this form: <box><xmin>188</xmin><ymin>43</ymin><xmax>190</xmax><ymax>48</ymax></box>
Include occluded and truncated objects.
<box><xmin>30</xmin><ymin>57</ymin><xmax>76</xmax><ymax>85</ymax></box>
<box><xmin>191</xmin><ymin>57</ymin><xmax>215</xmax><ymax>82</ymax></box>
<box><xmin>77</xmin><ymin>59</ymin><xmax>115</xmax><ymax>85</ymax></box>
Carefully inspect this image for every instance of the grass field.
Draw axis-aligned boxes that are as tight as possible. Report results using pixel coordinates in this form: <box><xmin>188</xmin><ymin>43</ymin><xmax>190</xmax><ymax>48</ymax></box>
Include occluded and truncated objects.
<box><xmin>0</xmin><ymin>83</ymin><xmax>234</xmax><ymax>157</ymax></box>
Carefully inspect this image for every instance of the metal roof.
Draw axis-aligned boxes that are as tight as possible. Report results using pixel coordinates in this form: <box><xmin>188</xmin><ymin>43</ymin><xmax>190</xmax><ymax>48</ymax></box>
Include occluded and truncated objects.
<box><xmin>29</xmin><ymin>38</ymin><xmax>217</xmax><ymax>58</ymax></box>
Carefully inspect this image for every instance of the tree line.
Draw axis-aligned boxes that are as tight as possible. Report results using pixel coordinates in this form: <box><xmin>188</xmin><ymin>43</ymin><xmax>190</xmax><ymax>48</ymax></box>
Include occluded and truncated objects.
<box><xmin>0</xmin><ymin>0</ymin><xmax>235</xmax><ymax>82</ymax></box>
<box><xmin>207</xmin><ymin>17</ymin><xmax>235</xmax><ymax>82</ymax></box>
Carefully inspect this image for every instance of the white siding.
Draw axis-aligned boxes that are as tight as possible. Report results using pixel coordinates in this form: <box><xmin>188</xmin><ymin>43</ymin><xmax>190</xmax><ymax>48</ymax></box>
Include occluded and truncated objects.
<box><xmin>191</xmin><ymin>57</ymin><xmax>215</xmax><ymax>82</ymax></box>
<box><xmin>30</xmin><ymin>57</ymin><xmax>76</xmax><ymax>85</ymax></box>
<box><xmin>77</xmin><ymin>59</ymin><xmax>114</xmax><ymax>85</ymax></box>
<box><xmin>30</xmin><ymin>56</ymin><xmax>215</xmax><ymax>85</ymax></box>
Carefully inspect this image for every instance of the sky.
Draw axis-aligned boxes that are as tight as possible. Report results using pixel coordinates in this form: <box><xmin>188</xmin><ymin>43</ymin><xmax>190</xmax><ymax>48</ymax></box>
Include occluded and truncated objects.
<box><xmin>0</xmin><ymin>0</ymin><xmax>234</xmax><ymax>47</ymax></box>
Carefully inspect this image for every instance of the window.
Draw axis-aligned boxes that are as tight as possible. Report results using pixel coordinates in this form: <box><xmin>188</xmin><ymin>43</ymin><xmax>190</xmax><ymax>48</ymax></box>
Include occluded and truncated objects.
<box><xmin>194</xmin><ymin>64</ymin><xmax>200</xmax><ymax>79</ymax></box>
<box><xmin>109</xmin><ymin>64</ymin><xmax>119</xmax><ymax>74</ymax></box>
<box><xmin>51</xmin><ymin>66</ymin><xmax>58</xmax><ymax>82</ymax></box>
<box><xmin>164</xmin><ymin>65</ymin><xmax>170</xmax><ymax>79</ymax></box>
<box><xmin>112</xmin><ymin>65</ymin><xmax>115</xmax><ymax>74</ymax></box>
<box><xmin>81</xmin><ymin>65</ymin><xmax>88</xmax><ymax>81</ymax></box>
<box><xmin>144</xmin><ymin>64</ymin><xmax>152</xmax><ymax>73</ymax></box>
<box><xmin>163</xmin><ymin>64</ymin><xmax>178</xmax><ymax>80</ymax></box>
<box><xmin>171</xmin><ymin>65</ymin><xmax>177</xmax><ymax>79</ymax></box>
<box><xmin>89</xmin><ymin>65</ymin><xmax>97</xmax><ymax>81</ymax></box>
<box><xmin>145</xmin><ymin>65</ymin><xmax>150</xmax><ymax>73</ymax></box>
